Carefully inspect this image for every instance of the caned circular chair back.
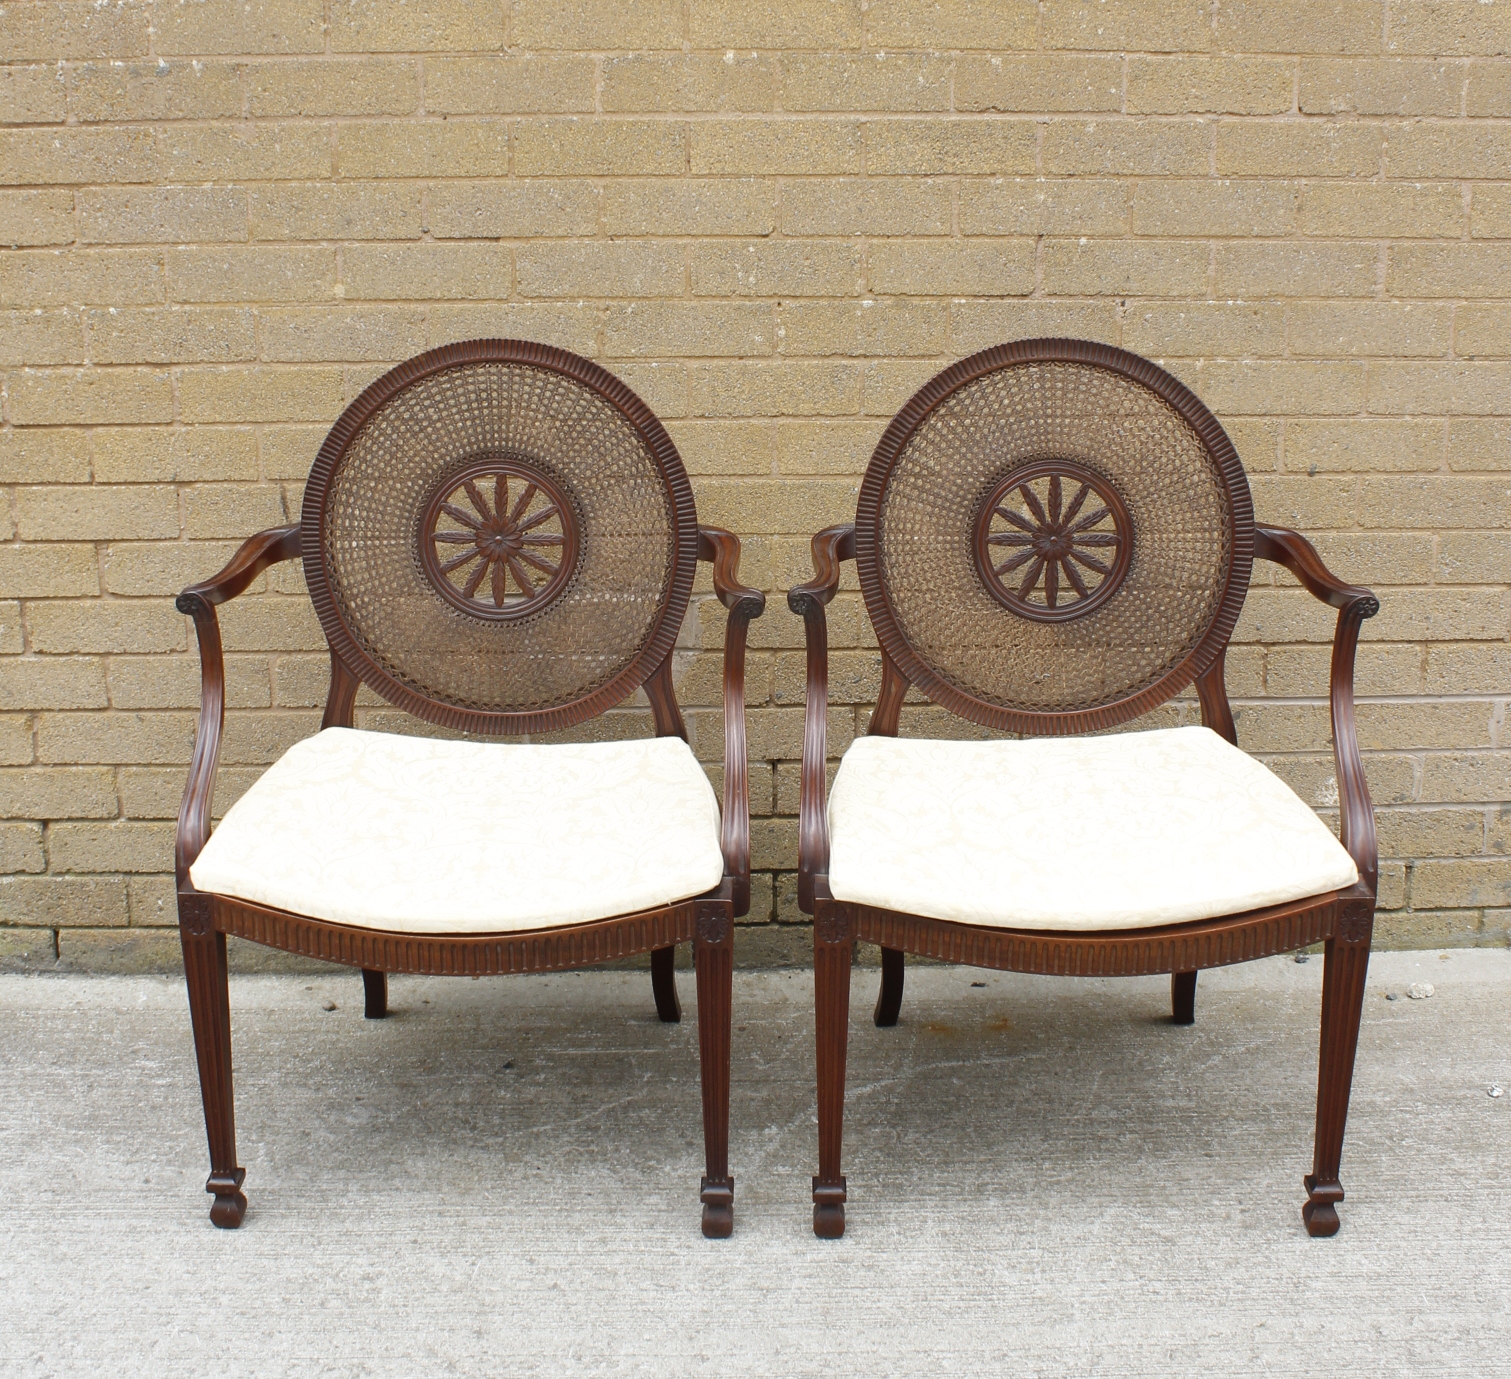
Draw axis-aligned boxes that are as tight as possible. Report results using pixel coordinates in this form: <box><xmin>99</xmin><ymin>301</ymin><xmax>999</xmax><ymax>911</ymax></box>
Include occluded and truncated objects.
<box><xmin>301</xmin><ymin>340</ymin><xmax>698</xmax><ymax>735</ymax></box>
<box><xmin>855</xmin><ymin>339</ymin><xmax>1254</xmax><ymax>735</ymax></box>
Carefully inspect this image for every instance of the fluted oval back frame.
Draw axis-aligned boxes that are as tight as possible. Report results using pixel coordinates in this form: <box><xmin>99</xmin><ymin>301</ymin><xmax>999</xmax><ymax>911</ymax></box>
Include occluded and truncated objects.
<box><xmin>854</xmin><ymin>339</ymin><xmax>1256</xmax><ymax>736</ymax></box>
<box><xmin>301</xmin><ymin>339</ymin><xmax>699</xmax><ymax>736</ymax></box>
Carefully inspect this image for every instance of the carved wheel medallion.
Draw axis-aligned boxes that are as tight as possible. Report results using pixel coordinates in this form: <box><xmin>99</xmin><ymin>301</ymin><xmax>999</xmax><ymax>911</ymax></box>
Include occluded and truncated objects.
<box><xmin>419</xmin><ymin>457</ymin><xmax>580</xmax><ymax>622</ymax></box>
<box><xmin>973</xmin><ymin>460</ymin><xmax>1133</xmax><ymax>622</ymax></box>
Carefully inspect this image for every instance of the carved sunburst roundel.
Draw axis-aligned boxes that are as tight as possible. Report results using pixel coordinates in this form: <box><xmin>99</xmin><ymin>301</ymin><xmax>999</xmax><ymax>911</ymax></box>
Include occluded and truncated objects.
<box><xmin>419</xmin><ymin>456</ymin><xmax>580</xmax><ymax>622</ymax></box>
<box><xmin>972</xmin><ymin>459</ymin><xmax>1133</xmax><ymax>623</ymax></box>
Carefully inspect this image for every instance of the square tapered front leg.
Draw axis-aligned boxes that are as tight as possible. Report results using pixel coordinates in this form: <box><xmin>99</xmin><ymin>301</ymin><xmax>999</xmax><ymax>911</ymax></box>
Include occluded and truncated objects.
<box><xmin>812</xmin><ymin>901</ymin><xmax>854</xmax><ymax>1238</ymax></box>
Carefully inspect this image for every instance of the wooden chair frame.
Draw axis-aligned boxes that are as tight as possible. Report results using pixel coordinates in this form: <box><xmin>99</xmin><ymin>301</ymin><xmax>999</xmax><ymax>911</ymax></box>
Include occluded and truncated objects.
<box><xmin>175</xmin><ymin>344</ymin><xmax>763</xmax><ymax>1238</ymax></box>
<box><xmin>791</xmin><ymin>456</ymin><xmax>1379</xmax><ymax>1241</ymax></box>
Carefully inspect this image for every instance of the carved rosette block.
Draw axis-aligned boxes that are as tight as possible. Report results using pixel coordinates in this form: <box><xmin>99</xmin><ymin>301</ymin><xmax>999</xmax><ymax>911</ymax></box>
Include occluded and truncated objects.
<box><xmin>696</xmin><ymin>910</ymin><xmax>731</xmax><ymax>947</ymax></box>
<box><xmin>815</xmin><ymin>906</ymin><xmax>853</xmax><ymax>946</ymax></box>
<box><xmin>179</xmin><ymin>898</ymin><xmax>214</xmax><ymax>939</ymax></box>
<box><xmin>1336</xmin><ymin>899</ymin><xmax>1374</xmax><ymax>944</ymax></box>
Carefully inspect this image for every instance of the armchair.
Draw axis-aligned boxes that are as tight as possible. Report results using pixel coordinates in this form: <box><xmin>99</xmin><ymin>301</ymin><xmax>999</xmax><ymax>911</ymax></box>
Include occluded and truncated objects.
<box><xmin>176</xmin><ymin>340</ymin><xmax>763</xmax><ymax>1236</ymax></box>
<box><xmin>789</xmin><ymin>339</ymin><xmax>1378</xmax><ymax>1239</ymax></box>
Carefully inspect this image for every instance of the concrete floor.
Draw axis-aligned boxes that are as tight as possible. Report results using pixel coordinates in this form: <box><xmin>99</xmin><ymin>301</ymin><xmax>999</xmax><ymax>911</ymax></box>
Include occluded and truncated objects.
<box><xmin>1</xmin><ymin>951</ymin><xmax>1508</xmax><ymax>1378</ymax></box>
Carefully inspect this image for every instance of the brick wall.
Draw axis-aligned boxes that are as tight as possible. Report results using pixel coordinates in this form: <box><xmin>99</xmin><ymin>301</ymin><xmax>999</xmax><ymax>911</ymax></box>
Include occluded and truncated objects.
<box><xmin>2</xmin><ymin>0</ymin><xmax>1509</xmax><ymax>971</ymax></box>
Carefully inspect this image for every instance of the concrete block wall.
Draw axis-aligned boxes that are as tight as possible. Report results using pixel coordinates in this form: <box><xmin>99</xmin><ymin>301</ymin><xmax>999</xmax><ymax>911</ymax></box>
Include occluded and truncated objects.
<box><xmin>1</xmin><ymin>0</ymin><xmax>1509</xmax><ymax>970</ymax></box>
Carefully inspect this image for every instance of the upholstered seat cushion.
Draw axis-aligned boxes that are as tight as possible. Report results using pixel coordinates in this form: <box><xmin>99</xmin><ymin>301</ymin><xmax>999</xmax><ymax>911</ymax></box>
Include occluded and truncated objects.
<box><xmin>826</xmin><ymin>725</ymin><xmax>1358</xmax><ymax>932</ymax></box>
<box><xmin>190</xmin><ymin>728</ymin><xmax>725</xmax><ymax>933</ymax></box>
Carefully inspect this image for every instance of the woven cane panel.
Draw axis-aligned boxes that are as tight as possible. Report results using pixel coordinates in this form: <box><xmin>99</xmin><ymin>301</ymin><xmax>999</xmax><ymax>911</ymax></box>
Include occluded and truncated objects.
<box><xmin>876</xmin><ymin>359</ymin><xmax>1235</xmax><ymax>716</ymax></box>
<box><xmin>320</xmin><ymin>359</ymin><xmax>677</xmax><ymax>715</ymax></box>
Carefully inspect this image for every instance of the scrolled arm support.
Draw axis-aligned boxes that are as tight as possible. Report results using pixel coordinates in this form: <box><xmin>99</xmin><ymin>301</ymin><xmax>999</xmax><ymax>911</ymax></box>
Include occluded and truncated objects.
<box><xmin>787</xmin><ymin>525</ymin><xmax>856</xmax><ymax>914</ymax></box>
<box><xmin>698</xmin><ymin>527</ymin><xmax>766</xmax><ymax>916</ymax></box>
<box><xmin>1255</xmin><ymin>524</ymin><xmax>1380</xmax><ymax>895</ymax></box>
<box><xmin>698</xmin><ymin>525</ymin><xmax>764</xmax><ymax>621</ymax></box>
<box><xmin>787</xmin><ymin>523</ymin><xmax>855</xmax><ymax>617</ymax></box>
<box><xmin>175</xmin><ymin>526</ymin><xmax>302</xmax><ymax>887</ymax></box>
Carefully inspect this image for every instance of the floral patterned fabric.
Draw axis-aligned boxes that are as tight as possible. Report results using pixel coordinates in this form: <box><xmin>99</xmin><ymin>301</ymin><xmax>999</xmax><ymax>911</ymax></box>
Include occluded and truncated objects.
<box><xmin>827</xmin><ymin>726</ymin><xmax>1358</xmax><ymax>931</ymax></box>
<box><xmin>190</xmin><ymin>728</ymin><xmax>725</xmax><ymax>933</ymax></box>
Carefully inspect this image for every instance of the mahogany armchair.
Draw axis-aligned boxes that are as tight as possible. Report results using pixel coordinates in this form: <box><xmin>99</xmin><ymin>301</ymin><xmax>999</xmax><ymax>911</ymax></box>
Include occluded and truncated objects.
<box><xmin>175</xmin><ymin>340</ymin><xmax>763</xmax><ymax>1236</ymax></box>
<box><xmin>789</xmin><ymin>339</ymin><xmax>1379</xmax><ymax>1239</ymax></box>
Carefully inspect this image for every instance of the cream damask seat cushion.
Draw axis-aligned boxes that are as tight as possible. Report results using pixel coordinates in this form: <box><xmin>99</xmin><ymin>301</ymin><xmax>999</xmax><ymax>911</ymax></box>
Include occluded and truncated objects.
<box><xmin>190</xmin><ymin>728</ymin><xmax>725</xmax><ymax>933</ymax></box>
<box><xmin>826</xmin><ymin>725</ymin><xmax>1358</xmax><ymax>932</ymax></box>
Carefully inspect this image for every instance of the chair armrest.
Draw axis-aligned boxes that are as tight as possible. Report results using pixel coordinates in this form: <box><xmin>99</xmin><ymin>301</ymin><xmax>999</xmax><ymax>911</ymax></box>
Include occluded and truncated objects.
<box><xmin>698</xmin><ymin>525</ymin><xmax>764</xmax><ymax>618</ymax></box>
<box><xmin>1255</xmin><ymin>524</ymin><xmax>1381</xmax><ymax>895</ymax></box>
<box><xmin>786</xmin><ymin>525</ymin><xmax>856</xmax><ymax>913</ymax></box>
<box><xmin>178</xmin><ymin>524</ymin><xmax>301</xmax><ymax>608</ymax></box>
<box><xmin>787</xmin><ymin>523</ymin><xmax>855</xmax><ymax>614</ymax></box>
<box><xmin>1255</xmin><ymin>525</ymin><xmax>1379</xmax><ymax>613</ymax></box>
<box><xmin>698</xmin><ymin>527</ymin><xmax>766</xmax><ymax>916</ymax></box>
<box><xmin>174</xmin><ymin>525</ymin><xmax>303</xmax><ymax>886</ymax></box>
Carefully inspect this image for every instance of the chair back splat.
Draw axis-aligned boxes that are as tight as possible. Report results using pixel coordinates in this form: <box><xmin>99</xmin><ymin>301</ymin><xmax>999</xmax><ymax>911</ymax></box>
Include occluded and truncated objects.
<box><xmin>855</xmin><ymin>337</ymin><xmax>1254</xmax><ymax>736</ymax></box>
<box><xmin>302</xmin><ymin>338</ymin><xmax>698</xmax><ymax>736</ymax></box>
